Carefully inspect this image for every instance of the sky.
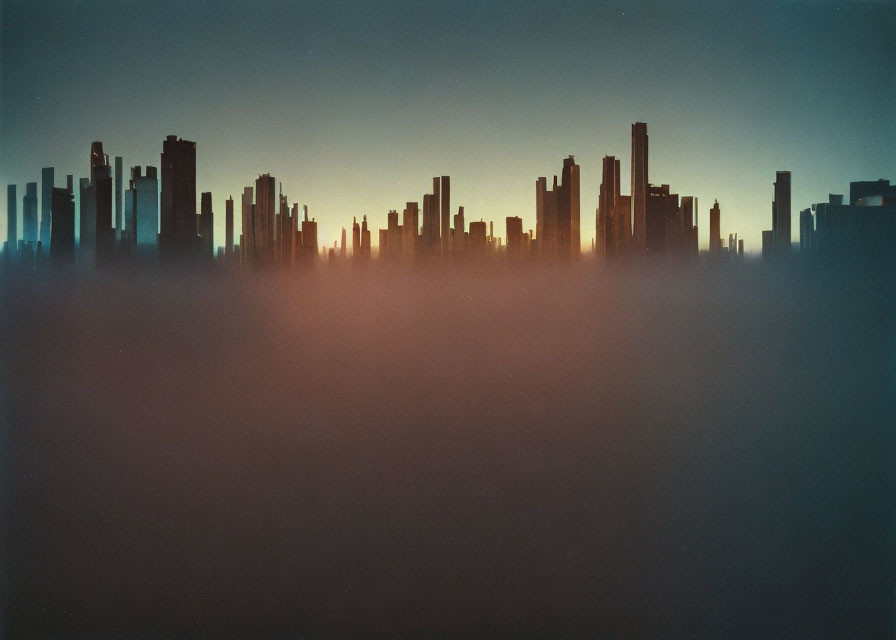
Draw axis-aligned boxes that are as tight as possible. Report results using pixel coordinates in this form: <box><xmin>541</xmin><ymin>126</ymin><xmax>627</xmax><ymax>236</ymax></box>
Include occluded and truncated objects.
<box><xmin>1</xmin><ymin>0</ymin><xmax>894</xmax><ymax>253</ymax></box>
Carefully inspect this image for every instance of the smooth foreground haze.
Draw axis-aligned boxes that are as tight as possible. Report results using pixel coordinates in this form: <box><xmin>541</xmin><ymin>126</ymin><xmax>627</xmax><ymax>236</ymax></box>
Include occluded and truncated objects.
<box><xmin>2</xmin><ymin>263</ymin><xmax>895</xmax><ymax>638</ymax></box>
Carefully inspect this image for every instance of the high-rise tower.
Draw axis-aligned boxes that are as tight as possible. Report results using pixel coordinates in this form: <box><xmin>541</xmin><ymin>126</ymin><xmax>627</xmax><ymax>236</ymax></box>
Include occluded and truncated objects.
<box><xmin>631</xmin><ymin>122</ymin><xmax>648</xmax><ymax>252</ymax></box>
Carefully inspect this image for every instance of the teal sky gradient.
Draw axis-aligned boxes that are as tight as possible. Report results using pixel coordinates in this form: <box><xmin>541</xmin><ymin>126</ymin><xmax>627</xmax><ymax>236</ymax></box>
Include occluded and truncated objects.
<box><xmin>2</xmin><ymin>0</ymin><xmax>893</xmax><ymax>253</ymax></box>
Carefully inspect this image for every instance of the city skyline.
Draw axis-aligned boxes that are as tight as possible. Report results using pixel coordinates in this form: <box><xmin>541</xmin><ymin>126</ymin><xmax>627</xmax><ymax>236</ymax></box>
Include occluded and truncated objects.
<box><xmin>2</xmin><ymin>1</ymin><xmax>894</xmax><ymax>253</ymax></box>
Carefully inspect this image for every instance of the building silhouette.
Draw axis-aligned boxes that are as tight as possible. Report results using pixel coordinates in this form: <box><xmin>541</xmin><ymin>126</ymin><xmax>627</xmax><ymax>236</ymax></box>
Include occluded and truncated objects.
<box><xmin>23</xmin><ymin>182</ymin><xmax>38</xmax><ymax>244</ymax></box>
<box><xmin>199</xmin><ymin>192</ymin><xmax>214</xmax><ymax>259</ymax></box>
<box><xmin>631</xmin><ymin>122</ymin><xmax>648</xmax><ymax>253</ymax></box>
<box><xmin>645</xmin><ymin>184</ymin><xmax>679</xmax><ymax>256</ymax></box>
<box><xmin>50</xmin><ymin>187</ymin><xmax>75</xmax><ymax>265</ymax></box>
<box><xmin>253</xmin><ymin>174</ymin><xmax>276</xmax><ymax>266</ymax></box>
<box><xmin>800</xmin><ymin>208</ymin><xmax>814</xmax><ymax>255</ymax></box>
<box><xmin>709</xmin><ymin>200</ymin><xmax>721</xmax><ymax>254</ymax></box>
<box><xmin>812</xmin><ymin>181</ymin><xmax>896</xmax><ymax>263</ymax></box>
<box><xmin>440</xmin><ymin>176</ymin><xmax>450</xmax><ymax>259</ymax></box>
<box><xmin>240</xmin><ymin>186</ymin><xmax>254</xmax><ymax>267</ymax></box>
<box><xmin>536</xmin><ymin>156</ymin><xmax>580</xmax><ymax>261</ymax></box>
<box><xmin>7</xmin><ymin>185</ymin><xmax>17</xmax><ymax>259</ymax></box>
<box><xmin>160</xmin><ymin>135</ymin><xmax>197</xmax><ymax>263</ymax></box>
<box><xmin>114</xmin><ymin>156</ymin><xmax>123</xmax><ymax>243</ymax></box>
<box><xmin>772</xmin><ymin>170</ymin><xmax>791</xmax><ymax>255</ymax></box>
<box><xmin>40</xmin><ymin>167</ymin><xmax>54</xmax><ymax>250</ymax></box>
<box><xmin>506</xmin><ymin>216</ymin><xmax>524</xmax><ymax>260</ymax></box>
<box><xmin>90</xmin><ymin>142</ymin><xmax>115</xmax><ymax>266</ymax></box>
<box><xmin>225</xmin><ymin>196</ymin><xmax>234</xmax><ymax>258</ymax></box>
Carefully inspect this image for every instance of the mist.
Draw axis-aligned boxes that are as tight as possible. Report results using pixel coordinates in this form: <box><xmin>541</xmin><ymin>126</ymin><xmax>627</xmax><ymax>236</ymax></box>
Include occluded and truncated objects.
<box><xmin>1</xmin><ymin>262</ymin><xmax>893</xmax><ymax>638</ymax></box>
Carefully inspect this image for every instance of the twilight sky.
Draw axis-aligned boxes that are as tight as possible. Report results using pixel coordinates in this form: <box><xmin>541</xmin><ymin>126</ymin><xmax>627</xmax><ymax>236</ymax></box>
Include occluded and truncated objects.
<box><xmin>1</xmin><ymin>0</ymin><xmax>893</xmax><ymax>253</ymax></box>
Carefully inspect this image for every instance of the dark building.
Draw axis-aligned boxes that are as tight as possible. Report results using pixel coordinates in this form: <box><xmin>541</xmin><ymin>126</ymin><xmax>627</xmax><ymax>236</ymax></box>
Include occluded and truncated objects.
<box><xmin>762</xmin><ymin>230</ymin><xmax>774</xmax><ymax>257</ymax></box>
<box><xmin>813</xmin><ymin>183</ymin><xmax>896</xmax><ymax>263</ymax></box>
<box><xmin>709</xmin><ymin>200</ymin><xmax>721</xmax><ymax>254</ymax></box>
<box><xmin>225</xmin><ymin>196</ymin><xmax>234</xmax><ymax>257</ymax></box>
<box><xmin>849</xmin><ymin>179</ymin><xmax>896</xmax><ymax>206</ymax></box>
<box><xmin>50</xmin><ymin>187</ymin><xmax>75</xmax><ymax>265</ymax></box>
<box><xmin>114</xmin><ymin>156</ymin><xmax>123</xmax><ymax>242</ymax></box>
<box><xmin>679</xmin><ymin>195</ymin><xmax>698</xmax><ymax>257</ymax></box>
<box><xmin>597</xmin><ymin>155</ymin><xmax>630</xmax><ymax>260</ymax></box>
<box><xmin>302</xmin><ymin>206</ymin><xmax>318</xmax><ymax>263</ymax></box>
<box><xmin>800</xmin><ymin>208</ymin><xmax>814</xmax><ymax>255</ymax></box>
<box><xmin>241</xmin><ymin>186</ymin><xmax>254</xmax><ymax>267</ymax></box>
<box><xmin>79</xmin><ymin>178</ymin><xmax>96</xmax><ymax>265</ymax></box>
<box><xmin>536</xmin><ymin>156</ymin><xmax>580</xmax><ymax>261</ymax></box>
<box><xmin>773</xmin><ymin>170</ymin><xmax>791</xmax><ymax>254</ymax></box>
<box><xmin>254</xmin><ymin>174</ymin><xmax>276</xmax><ymax>266</ymax></box>
<box><xmin>40</xmin><ymin>168</ymin><xmax>54</xmax><ymax>249</ymax></box>
<box><xmin>506</xmin><ymin>216</ymin><xmax>524</xmax><ymax>259</ymax></box>
<box><xmin>440</xmin><ymin>176</ymin><xmax>450</xmax><ymax>259</ymax></box>
<box><xmin>23</xmin><ymin>182</ymin><xmax>38</xmax><ymax>244</ymax></box>
<box><xmin>453</xmin><ymin>206</ymin><xmax>465</xmax><ymax>254</ymax></box>
<box><xmin>89</xmin><ymin>142</ymin><xmax>115</xmax><ymax>265</ymax></box>
<box><xmin>199</xmin><ymin>192</ymin><xmax>214</xmax><ymax>259</ymax></box>
<box><xmin>160</xmin><ymin>135</ymin><xmax>197</xmax><ymax>262</ymax></box>
<box><xmin>645</xmin><ymin>184</ymin><xmax>679</xmax><ymax>256</ymax></box>
<box><xmin>469</xmin><ymin>220</ymin><xmax>487</xmax><ymax>257</ymax></box>
<box><xmin>7</xmin><ymin>185</ymin><xmax>17</xmax><ymax>258</ymax></box>
<box><xmin>631</xmin><ymin>122</ymin><xmax>648</xmax><ymax>253</ymax></box>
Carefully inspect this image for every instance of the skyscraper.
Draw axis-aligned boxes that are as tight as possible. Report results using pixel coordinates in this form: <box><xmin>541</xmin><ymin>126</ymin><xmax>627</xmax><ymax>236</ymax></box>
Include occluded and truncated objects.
<box><xmin>7</xmin><ymin>185</ymin><xmax>17</xmax><ymax>258</ymax></box>
<box><xmin>23</xmin><ymin>182</ymin><xmax>38</xmax><ymax>244</ymax></box>
<box><xmin>50</xmin><ymin>187</ymin><xmax>75</xmax><ymax>265</ymax></box>
<box><xmin>709</xmin><ymin>200</ymin><xmax>721</xmax><ymax>254</ymax></box>
<box><xmin>597</xmin><ymin>155</ymin><xmax>622</xmax><ymax>259</ymax></box>
<box><xmin>40</xmin><ymin>167</ymin><xmax>54</xmax><ymax>249</ymax></box>
<box><xmin>773</xmin><ymin>171</ymin><xmax>791</xmax><ymax>254</ymax></box>
<box><xmin>800</xmin><ymin>208</ymin><xmax>814</xmax><ymax>255</ymax></box>
<box><xmin>199</xmin><ymin>192</ymin><xmax>214</xmax><ymax>259</ymax></box>
<box><xmin>506</xmin><ymin>216</ymin><xmax>524</xmax><ymax>259</ymax></box>
<box><xmin>440</xmin><ymin>176</ymin><xmax>450</xmax><ymax>259</ymax></box>
<box><xmin>631</xmin><ymin>122</ymin><xmax>648</xmax><ymax>253</ymax></box>
<box><xmin>225</xmin><ymin>196</ymin><xmax>234</xmax><ymax>257</ymax></box>
<box><xmin>535</xmin><ymin>156</ymin><xmax>580</xmax><ymax>261</ymax></box>
<box><xmin>241</xmin><ymin>186</ymin><xmax>254</xmax><ymax>267</ymax></box>
<box><xmin>160</xmin><ymin>135</ymin><xmax>197</xmax><ymax>262</ymax></box>
<box><xmin>302</xmin><ymin>205</ymin><xmax>318</xmax><ymax>263</ymax></box>
<box><xmin>79</xmin><ymin>177</ymin><xmax>96</xmax><ymax>265</ymax></box>
<box><xmin>89</xmin><ymin>142</ymin><xmax>115</xmax><ymax>265</ymax></box>
<box><xmin>254</xmin><ymin>174</ymin><xmax>276</xmax><ymax>266</ymax></box>
<box><xmin>114</xmin><ymin>156</ymin><xmax>123</xmax><ymax>242</ymax></box>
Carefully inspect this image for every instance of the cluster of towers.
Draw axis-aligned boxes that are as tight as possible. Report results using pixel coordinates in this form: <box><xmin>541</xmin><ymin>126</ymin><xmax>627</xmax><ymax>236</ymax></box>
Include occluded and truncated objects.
<box><xmin>594</xmin><ymin>123</ymin><xmax>711</xmax><ymax>262</ymax></box>
<box><xmin>10</xmin><ymin>122</ymin><xmax>891</xmax><ymax>273</ymax></box>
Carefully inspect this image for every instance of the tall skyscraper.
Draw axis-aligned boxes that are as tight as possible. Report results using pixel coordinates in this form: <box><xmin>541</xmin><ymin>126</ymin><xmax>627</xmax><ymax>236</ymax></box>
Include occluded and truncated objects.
<box><xmin>40</xmin><ymin>167</ymin><xmax>54</xmax><ymax>249</ymax></box>
<box><xmin>352</xmin><ymin>216</ymin><xmax>361</xmax><ymax>260</ymax></box>
<box><xmin>23</xmin><ymin>182</ymin><xmax>38</xmax><ymax>244</ymax></box>
<box><xmin>799</xmin><ymin>208</ymin><xmax>814</xmax><ymax>255</ymax></box>
<box><xmin>79</xmin><ymin>178</ymin><xmax>96</xmax><ymax>264</ymax></box>
<box><xmin>253</xmin><ymin>174</ymin><xmax>275</xmax><ymax>266</ymax></box>
<box><xmin>7</xmin><ymin>185</ymin><xmax>17</xmax><ymax>258</ymax></box>
<box><xmin>440</xmin><ymin>176</ymin><xmax>450</xmax><ymax>259</ymax></box>
<box><xmin>773</xmin><ymin>170</ymin><xmax>791</xmax><ymax>254</ymax></box>
<box><xmin>160</xmin><ymin>135</ymin><xmax>197</xmax><ymax>262</ymax></box>
<box><xmin>562</xmin><ymin>156</ymin><xmax>580</xmax><ymax>259</ymax></box>
<box><xmin>535</xmin><ymin>156</ymin><xmax>580</xmax><ymax>261</ymax></box>
<box><xmin>114</xmin><ymin>156</ymin><xmax>123</xmax><ymax>242</ymax></box>
<box><xmin>225</xmin><ymin>196</ymin><xmax>234</xmax><ymax>256</ymax></box>
<box><xmin>90</xmin><ymin>142</ymin><xmax>115</xmax><ymax>265</ymax></box>
<box><xmin>597</xmin><ymin>155</ymin><xmax>622</xmax><ymax>259</ymax></box>
<box><xmin>453</xmin><ymin>206</ymin><xmax>465</xmax><ymax>254</ymax></box>
<box><xmin>631</xmin><ymin>122</ymin><xmax>648</xmax><ymax>253</ymax></box>
<box><xmin>199</xmin><ymin>191</ymin><xmax>214</xmax><ymax>258</ymax></box>
<box><xmin>302</xmin><ymin>205</ymin><xmax>318</xmax><ymax>262</ymax></box>
<box><xmin>50</xmin><ymin>187</ymin><xmax>75</xmax><ymax>265</ymax></box>
<box><xmin>241</xmin><ymin>186</ymin><xmax>254</xmax><ymax>267</ymax></box>
<box><xmin>709</xmin><ymin>200</ymin><xmax>721</xmax><ymax>254</ymax></box>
